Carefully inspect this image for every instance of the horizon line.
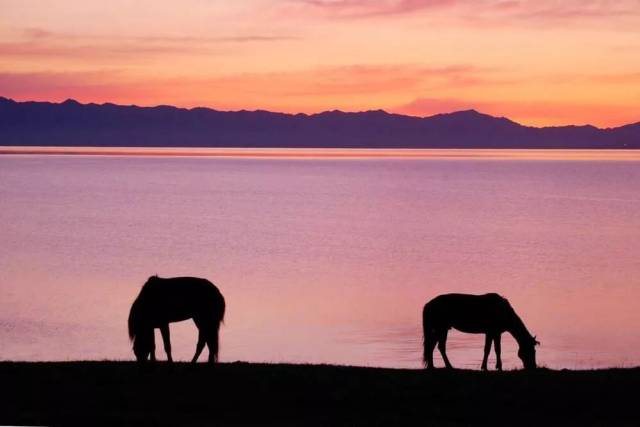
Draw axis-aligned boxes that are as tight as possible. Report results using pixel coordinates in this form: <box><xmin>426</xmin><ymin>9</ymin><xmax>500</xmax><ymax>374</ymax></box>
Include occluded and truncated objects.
<box><xmin>2</xmin><ymin>95</ymin><xmax>638</xmax><ymax>131</ymax></box>
<box><xmin>3</xmin><ymin>147</ymin><xmax>640</xmax><ymax>160</ymax></box>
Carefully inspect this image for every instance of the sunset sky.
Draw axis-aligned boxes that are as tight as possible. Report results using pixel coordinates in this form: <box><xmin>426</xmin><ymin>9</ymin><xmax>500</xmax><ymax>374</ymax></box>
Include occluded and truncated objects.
<box><xmin>1</xmin><ymin>0</ymin><xmax>639</xmax><ymax>127</ymax></box>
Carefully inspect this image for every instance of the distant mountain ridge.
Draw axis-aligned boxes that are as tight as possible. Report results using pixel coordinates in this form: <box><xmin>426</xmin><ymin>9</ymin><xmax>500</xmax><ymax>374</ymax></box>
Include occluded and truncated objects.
<box><xmin>1</xmin><ymin>97</ymin><xmax>638</xmax><ymax>148</ymax></box>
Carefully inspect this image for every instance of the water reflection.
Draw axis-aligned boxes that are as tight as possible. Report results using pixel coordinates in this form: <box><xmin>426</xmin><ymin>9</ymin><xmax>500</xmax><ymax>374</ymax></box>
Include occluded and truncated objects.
<box><xmin>1</xmin><ymin>152</ymin><xmax>639</xmax><ymax>368</ymax></box>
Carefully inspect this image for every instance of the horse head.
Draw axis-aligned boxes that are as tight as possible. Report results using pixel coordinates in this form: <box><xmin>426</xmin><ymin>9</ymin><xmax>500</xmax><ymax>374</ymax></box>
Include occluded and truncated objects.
<box><xmin>129</xmin><ymin>293</ymin><xmax>153</xmax><ymax>363</ymax></box>
<box><xmin>132</xmin><ymin>327</ymin><xmax>154</xmax><ymax>363</ymax></box>
<box><xmin>517</xmin><ymin>335</ymin><xmax>540</xmax><ymax>370</ymax></box>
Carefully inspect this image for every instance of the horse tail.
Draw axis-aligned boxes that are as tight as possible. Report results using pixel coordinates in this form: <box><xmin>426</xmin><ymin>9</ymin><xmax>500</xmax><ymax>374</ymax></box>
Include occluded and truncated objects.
<box><xmin>208</xmin><ymin>290</ymin><xmax>226</xmax><ymax>362</ymax></box>
<box><xmin>218</xmin><ymin>290</ymin><xmax>226</xmax><ymax>324</ymax></box>
<box><xmin>128</xmin><ymin>298</ymin><xmax>141</xmax><ymax>342</ymax></box>
<box><xmin>422</xmin><ymin>303</ymin><xmax>430</xmax><ymax>366</ymax></box>
<box><xmin>128</xmin><ymin>306</ymin><xmax>136</xmax><ymax>341</ymax></box>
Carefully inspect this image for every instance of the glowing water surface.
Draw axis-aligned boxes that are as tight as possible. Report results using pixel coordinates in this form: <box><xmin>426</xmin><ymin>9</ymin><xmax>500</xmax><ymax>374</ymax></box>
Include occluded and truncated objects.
<box><xmin>1</xmin><ymin>148</ymin><xmax>639</xmax><ymax>369</ymax></box>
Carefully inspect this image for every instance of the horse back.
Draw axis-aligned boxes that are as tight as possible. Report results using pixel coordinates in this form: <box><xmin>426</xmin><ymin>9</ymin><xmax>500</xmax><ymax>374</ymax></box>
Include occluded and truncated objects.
<box><xmin>423</xmin><ymin>293</ymin><xmax>513</xmax><ymax>334</ymax></box>
<box><xmin>138</xmin><ymin>276</ymin><xmax>225</xmax><ymax>325</ymax></box>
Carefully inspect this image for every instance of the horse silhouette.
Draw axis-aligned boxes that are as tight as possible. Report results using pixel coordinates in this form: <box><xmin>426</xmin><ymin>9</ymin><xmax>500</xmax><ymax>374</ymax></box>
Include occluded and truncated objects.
<box><xmin>422</xmin><ymin>293</ymin><xmax>539</xmax><ymax>370</ymax></box>
<box><xmin>128</xmin><ymin>276</ymin><xmax>225</xmax><ymax>363</ymax></box>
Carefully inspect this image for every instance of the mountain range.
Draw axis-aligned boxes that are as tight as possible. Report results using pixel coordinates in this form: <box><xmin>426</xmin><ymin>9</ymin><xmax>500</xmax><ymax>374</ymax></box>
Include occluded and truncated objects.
<box><xmin>1</xmin><ymin>97</ymin><xmax>638</xmax><ymax>148</ymax></box>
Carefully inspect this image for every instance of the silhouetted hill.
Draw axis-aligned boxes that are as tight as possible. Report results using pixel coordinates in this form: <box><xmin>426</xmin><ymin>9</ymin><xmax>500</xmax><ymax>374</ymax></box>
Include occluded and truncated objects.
<box><xmin>1</xmin><ymin>97</ymin><xmax>638</xmax><ymax>148</ymax></box>
<box><xmin>1</xmin><ymin>362</ymin><xmax>639</xmax><ymax>426</ymax></box>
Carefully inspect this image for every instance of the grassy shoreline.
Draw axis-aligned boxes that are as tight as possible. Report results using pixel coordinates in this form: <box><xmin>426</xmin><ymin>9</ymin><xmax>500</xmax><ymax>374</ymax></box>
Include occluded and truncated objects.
<box><xmin>2</xmin><ymin>361</ymin><xmax>638</xmax><ymax>426</ymax></box>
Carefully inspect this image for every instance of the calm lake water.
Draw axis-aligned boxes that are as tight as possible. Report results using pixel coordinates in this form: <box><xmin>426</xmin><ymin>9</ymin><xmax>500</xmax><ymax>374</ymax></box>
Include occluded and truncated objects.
<box><xmin>1</xmin><ymin>149</ymin><xmax>639</xmax><ymax>369</ymax></box>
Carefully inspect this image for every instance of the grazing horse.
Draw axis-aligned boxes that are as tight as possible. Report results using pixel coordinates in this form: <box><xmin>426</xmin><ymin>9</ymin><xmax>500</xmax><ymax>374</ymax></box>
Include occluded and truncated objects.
<box><xmin>422</xmin><ymin>293</ymin><xmax>539</xmax><ymax>370</ymax></box>
<box><xmin>128</xmin><ymin>276</ymin><xmax>225</xmax><ymax>364</ymax></box>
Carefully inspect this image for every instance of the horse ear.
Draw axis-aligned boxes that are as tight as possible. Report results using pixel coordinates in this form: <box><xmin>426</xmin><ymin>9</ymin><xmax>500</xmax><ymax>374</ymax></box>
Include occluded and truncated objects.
<box><xmin>533</xmin><ymin>335</ymin><xmax>541</xmax><ymax>346</ymax></box>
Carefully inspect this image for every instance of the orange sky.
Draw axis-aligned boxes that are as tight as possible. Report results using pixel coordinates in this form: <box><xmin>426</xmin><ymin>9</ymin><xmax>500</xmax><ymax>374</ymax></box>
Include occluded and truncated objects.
<box><xmin>1</xmin><ymin>0</ymin><xmax>639</xmax><ymax>127</ymax></box>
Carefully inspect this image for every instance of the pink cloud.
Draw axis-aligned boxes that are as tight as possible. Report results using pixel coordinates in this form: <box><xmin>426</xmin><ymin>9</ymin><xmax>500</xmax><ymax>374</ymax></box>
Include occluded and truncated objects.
<box><xmin>509</xmin><ymin>1</ymin><xmax>640</xmax><ymax>21</ymax></box>
<box><xmin>0</xmin><ymin>27</ymin><xmax>298</xmax><ymax>61</ymax></box>
<box><xmin>294</xmin><ymin>0</ymin><xmax>455</xmax><ymax>18</ymax></box>
<box><xmin>18</xmin><ymin>27</ymin><xmax>298</xmax><ymax>44</ymax></box>
<box><xmin>0</xmin><ymin>41</ymin><xmax>210</xmax><ymax>59</ymax></box>
<box><xmin>285</xmin><ymin>0</ymin><xmax>640</xmax><ymax>26</ymax></box>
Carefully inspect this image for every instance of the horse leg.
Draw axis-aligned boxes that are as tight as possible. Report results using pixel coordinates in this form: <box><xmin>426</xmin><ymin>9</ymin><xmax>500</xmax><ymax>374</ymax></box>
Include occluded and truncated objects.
<box><xmin>494</xmin><ymin>334</ymin><xmax>502</xmax><ymax>371</ymax></box>
<box><xmin>149</xmin><ymin>332</ymin><xmax>156</xmax><ymax>362</ymax></box>
<box><xmin>481</xmin><ymin>334</ymin><xmax>492</xmax><ymax>371</ymax></box>
<box><xmin>193</xmin><ymin>313</ymin><xmax>221</xmax><ymax>364</ymax></box>
<box><xmin>205</xmin><ymin>329</ymin><xmax>219</xmax><ymax>364</ymax></box>
<box><xmin>160</xmin><ymin>324</ymin><xmax>173</xmax><ymax>363</ymax></box>
<box><xmin>425</xmin><ymin>329</ymin><xmax>437</xmax><ymax>369</ymax></box>
<box><xmin>437</xmin><ymin>328</ymin><xmax>453</xmax><ymax>369</ymax></box>
<box><xmin>191</xmin><ymin>328</ymin><xmax>206</xmax><ymax>363</ymax></box>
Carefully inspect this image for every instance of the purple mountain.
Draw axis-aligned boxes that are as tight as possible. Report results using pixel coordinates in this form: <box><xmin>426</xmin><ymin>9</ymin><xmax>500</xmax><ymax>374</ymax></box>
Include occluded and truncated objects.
<box><xmin>1</xmin><ymin>97</ymin><xmax>638</xmax><ymax>148</ymax></box>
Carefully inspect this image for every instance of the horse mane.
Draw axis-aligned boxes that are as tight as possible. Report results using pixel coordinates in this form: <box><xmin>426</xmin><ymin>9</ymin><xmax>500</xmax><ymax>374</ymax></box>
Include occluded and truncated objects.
<box><xmin>501</xmin><ymin>296</ymin><xmax>536</xmax><ymax>344</ymax></box>
<box><xmin>141</xmin><ymin>275</ymin><xmax>160</xmax><ymax>291</ymax></box>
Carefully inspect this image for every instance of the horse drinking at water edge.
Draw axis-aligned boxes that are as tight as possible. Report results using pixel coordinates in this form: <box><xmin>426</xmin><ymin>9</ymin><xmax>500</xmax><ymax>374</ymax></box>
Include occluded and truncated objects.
<box><xmin>128</xmin><ymin>276</ymin><xmax>225</xmax><ymax>363</ymax></box>
<box><xmin>422</xmin><ymin>293</ymin><xmax>539</xmax><ymax>370</ymax></box>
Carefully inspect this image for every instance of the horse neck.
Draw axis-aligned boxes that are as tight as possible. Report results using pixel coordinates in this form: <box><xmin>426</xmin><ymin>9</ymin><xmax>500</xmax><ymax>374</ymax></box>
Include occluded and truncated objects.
<box><xmin>506</xmin><ymin>311</ymin><xmax>532</xmax><ymax>348</ymax></box>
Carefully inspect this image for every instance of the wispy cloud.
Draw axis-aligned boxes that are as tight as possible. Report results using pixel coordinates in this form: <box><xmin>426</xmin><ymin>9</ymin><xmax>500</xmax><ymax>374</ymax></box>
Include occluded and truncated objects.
<box><xmin>291</xmin><ymin>0</ymin><xmax>455</xmax><ymax>18</ymax></box>
<box><xmin>0</xmin><ymin>27</ymin><xmax>298</xmax><ymax>60</ymax></box>
<box><xmin>20</xmin><ymin>27</ymin><xmax>299</xmax><ymax>44</ymax></box>
<box><xmin>505</xmin><ymin>0</ymin><xmax>640</xmax><ymax>22</ymax></box>
<box><xmin>285</xmin><ymin>0</ymin><xmax>640</xmax><ymax>27</ymax></box>
<box><xmin>0</xmin><ymin>41</ymin><xmax>210</xmax><ymax>59</ymax></box>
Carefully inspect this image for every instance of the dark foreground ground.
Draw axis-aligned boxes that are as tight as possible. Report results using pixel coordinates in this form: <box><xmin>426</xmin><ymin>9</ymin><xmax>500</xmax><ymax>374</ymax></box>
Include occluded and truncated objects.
<box><xmin>1</xmin><ymin>362</ymin><xmax>639</xmax><ymax>426</ymax></box>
